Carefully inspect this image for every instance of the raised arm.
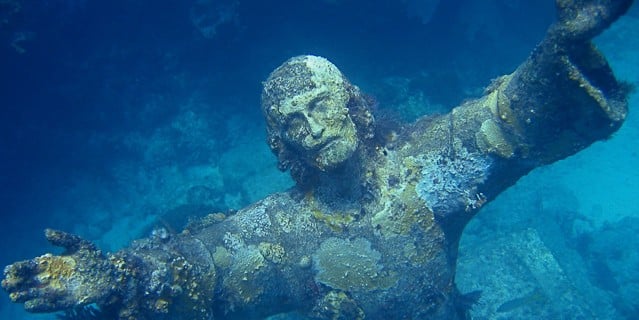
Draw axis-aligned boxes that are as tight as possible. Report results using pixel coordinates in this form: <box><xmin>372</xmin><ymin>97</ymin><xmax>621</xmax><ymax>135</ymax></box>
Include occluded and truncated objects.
<box><xmin>400</xmin><ymin>0</ymin><xmax>632</xmax><ymax>234</ymax></box>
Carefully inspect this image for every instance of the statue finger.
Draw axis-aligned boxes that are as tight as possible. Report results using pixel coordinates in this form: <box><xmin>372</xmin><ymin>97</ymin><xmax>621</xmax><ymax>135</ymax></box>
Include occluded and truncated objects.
<box><xmin>24</xmin><ymin>297</ymin><xmax>63</xmax><ymax>313</ymax></box>
<box><xmin>2</xmin><ymin>260</ymin><xmax>38</xmax><ymax>291</ymax></box>
<box><xmin>44</xmin><ymin>229</ymin><xmax>95</xmax><ymax>253</ymax></box>
<box><xmin>13</xmin><ymin>285</ymin><xmax>70</xmax><ymax>312</ymax></box>
<box><xmin>7</xmin><ymin>287</ymin><xmax>41</xmax><ymax>303</ymax></box>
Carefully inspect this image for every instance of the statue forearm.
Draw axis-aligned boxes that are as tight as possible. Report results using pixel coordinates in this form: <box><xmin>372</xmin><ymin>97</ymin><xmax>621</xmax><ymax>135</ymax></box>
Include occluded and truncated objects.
<box><xmin>491</xmin><ymin>42</ymin><xmax>628</xmax><ymax>164</ymax></box>
<box><xmin>76</xmin><ymin>230</ymin><xmax>218</xmax><ymax>319</ymax></box>
<box><xmin>472</xmin><ymin>8</ymin><xmax>630</xmax><ymax>193</ymax></box>
<box><xmin>484</xmin><ymin>0</ymin><xmax>630</xmax><ymax>163</ymax></box>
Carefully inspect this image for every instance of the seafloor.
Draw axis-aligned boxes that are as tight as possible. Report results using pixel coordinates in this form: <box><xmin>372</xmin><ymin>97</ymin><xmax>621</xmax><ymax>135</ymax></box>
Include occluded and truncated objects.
<box><xmin>0</xmin><ymin>1</ymin><xmax>637</xmax><ymax>319</ymax></box>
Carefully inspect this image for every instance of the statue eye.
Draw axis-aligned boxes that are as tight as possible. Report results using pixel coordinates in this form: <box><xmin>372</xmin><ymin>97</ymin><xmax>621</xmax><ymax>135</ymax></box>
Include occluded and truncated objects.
<box><xmin>310</xmin><ymin>100</ymin><xmax>328</xmax><ymax>114</ymax></box>
<box><xmin>285</xmin><ymin>116</ymin><xmax>309</xmax><ymax>142</ymax></box>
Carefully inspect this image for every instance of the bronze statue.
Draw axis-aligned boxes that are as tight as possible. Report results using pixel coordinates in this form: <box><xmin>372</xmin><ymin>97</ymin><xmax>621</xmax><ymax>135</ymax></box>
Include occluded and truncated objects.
<box><xmin>2</xmin><ymin>0</ymin><xmax>633</xmax><ymax>319</ymax></box>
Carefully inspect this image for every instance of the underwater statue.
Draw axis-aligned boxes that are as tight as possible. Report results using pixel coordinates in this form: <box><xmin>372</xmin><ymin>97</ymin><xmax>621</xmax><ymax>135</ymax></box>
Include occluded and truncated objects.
<box><xmin>2</xmin><ymin>0</ymin><xmax>633</xmax><ymax>319</ymax></box>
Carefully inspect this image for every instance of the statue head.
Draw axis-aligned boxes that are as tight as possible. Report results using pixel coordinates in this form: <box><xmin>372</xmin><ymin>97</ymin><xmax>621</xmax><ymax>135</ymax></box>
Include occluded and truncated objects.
<box><xmin>262</xmin><ymin>55</ymin><xmax>373</xmax><ymax>179</ymax></box>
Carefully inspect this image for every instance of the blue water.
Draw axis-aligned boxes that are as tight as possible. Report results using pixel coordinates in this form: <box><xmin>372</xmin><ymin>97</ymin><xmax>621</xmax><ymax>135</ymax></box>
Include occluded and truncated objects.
<box><xmin>0</xmin><ymin>1</ymin><xmax>637</xmax><ymax>319</ymax></box>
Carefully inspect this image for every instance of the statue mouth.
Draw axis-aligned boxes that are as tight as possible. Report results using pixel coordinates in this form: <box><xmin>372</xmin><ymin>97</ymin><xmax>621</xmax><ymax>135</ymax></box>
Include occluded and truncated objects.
<box><xmin>312</xmin><ymin>136</ymin><xmax>358</xmax><ymax>171</ymax></box>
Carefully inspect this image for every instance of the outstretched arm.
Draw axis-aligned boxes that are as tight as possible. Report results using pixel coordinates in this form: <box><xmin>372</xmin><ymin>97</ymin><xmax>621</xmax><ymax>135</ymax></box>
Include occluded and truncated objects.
<box><xmin>403</xmin><ymin>0</ymin><xmax>632</xmax><ymax>233</ymax></box>
<box><xmin>2</xmin><ymin>192</ymin><xmax>365</xmax><ymax>319</ymax></box>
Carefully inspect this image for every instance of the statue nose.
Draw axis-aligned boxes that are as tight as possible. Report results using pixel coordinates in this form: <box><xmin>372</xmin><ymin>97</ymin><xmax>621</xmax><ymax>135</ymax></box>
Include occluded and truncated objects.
<box><xmin>305</xmin><ymin>115</ymin><xmax>325</xmax><ymax>139</ymax></box>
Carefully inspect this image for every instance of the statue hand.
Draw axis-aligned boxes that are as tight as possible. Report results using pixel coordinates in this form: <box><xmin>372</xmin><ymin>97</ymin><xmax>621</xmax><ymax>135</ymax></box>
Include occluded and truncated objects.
<box><xmin>554</xmin><ymin>0</ymin><xmax>633</xmax><ymax>40</ymax></box>
<box><xmin>2</xmin><ymin>229</ymin><xmax>119</xmax><ymax>313</ymax></box>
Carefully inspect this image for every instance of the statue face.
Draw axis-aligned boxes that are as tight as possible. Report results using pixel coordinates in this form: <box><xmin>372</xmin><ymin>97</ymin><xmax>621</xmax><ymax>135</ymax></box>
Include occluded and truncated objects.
<box><xmin>263</xmin><ymin>56</ymin><xmax>359</xmax><ymax>171</ymax></box>
<box><xmin>276</xmin><ymin>81</ymin><xmax>358</xmax><ymax>171</ymax></box>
